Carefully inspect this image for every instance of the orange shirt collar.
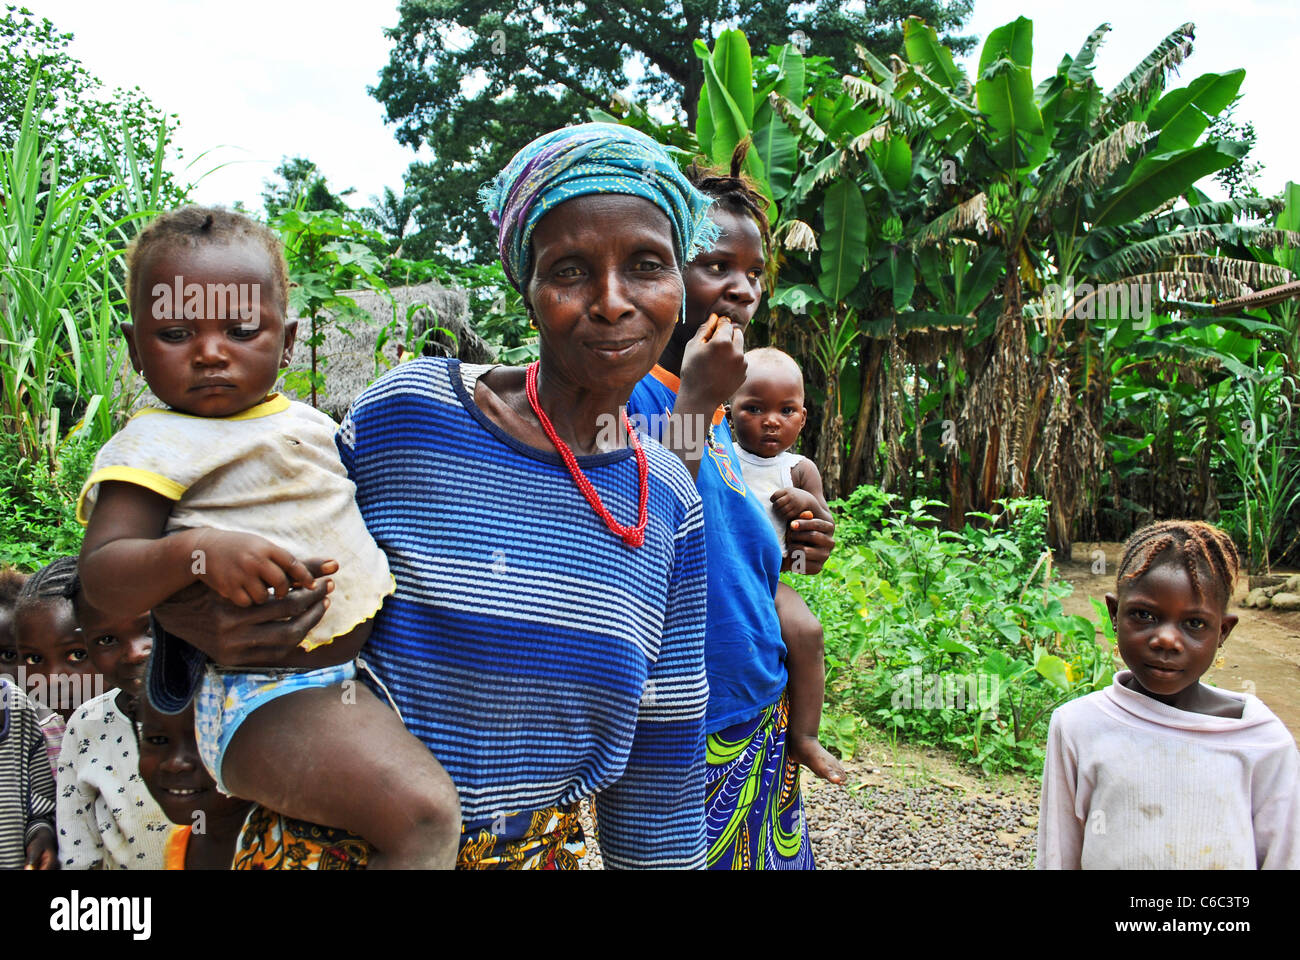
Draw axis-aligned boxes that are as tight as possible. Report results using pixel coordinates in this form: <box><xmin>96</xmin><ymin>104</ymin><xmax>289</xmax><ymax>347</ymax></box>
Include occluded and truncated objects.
<box><xmin>647</xmin><ymin>365</ymin><xmax>727</xmax><ymax>426</ymax></box>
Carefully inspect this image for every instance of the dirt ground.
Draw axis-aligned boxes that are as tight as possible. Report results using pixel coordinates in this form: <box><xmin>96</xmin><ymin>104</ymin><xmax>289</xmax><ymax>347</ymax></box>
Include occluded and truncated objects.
<box><xmin>1058</xmin><ymin>541</ymin><xmax>1300</xmax><ymax>746</ymax></box>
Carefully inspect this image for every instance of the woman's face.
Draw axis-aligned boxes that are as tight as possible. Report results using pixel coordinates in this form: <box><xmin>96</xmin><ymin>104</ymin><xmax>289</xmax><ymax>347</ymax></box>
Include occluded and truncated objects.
<box><xmin>524</xmin><ymin>194</ymin><xmax>682</xmax><ymax>394</ymax></box>
<box><xmin>683</xmin><ymin>206</ymin><xmax>764</xmax><ymax>334</ymax></box>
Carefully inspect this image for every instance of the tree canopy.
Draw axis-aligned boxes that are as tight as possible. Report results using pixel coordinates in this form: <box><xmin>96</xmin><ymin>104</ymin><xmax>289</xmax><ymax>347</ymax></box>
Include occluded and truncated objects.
<box><xmin>370</xmin><ymin>0</ymin><xmax>975</xmax><ymax>260</ymax></box>
<box><xmin>261</xmin><ymin>156</ymin><xmax>355</xmax><ymax>220</ymax></box>
<box><xmin>1</xmin><ymin>4</ymin><xmax>185</xmax><ymax>219</ymax></box>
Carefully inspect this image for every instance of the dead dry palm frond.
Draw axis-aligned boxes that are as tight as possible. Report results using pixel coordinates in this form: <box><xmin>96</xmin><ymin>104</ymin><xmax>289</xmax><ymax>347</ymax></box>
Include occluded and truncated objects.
<box><xmin>840</xmin><ymin>75</ymin><xmax>925</xmax><ymax>130</ymax></box>
<box><xmin>1094</xmin><ymin>22</ymin><xmax>1196</xmax><ymax>133</ymax></box>
<box><xmin>913</xmin><ymin>192</ymin><xmax>996</xmax><ymax>248</ymax></box>
<box><xmin>1038</xmin><ymin>122</ymin><xmax>1148</xmax><ymax>209</ymax></box>
<box><xmin>1090</xmin><ymin>227</ymin><xmax>1300</xmax><ymax>281</ymax></box>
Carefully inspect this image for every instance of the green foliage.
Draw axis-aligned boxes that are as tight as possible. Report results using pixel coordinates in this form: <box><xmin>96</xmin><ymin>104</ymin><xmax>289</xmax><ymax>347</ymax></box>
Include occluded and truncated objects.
<box><xmin>646</xmin><ymin>16</ymin><xmax>1286</xmax><ymax>541</ymax></box>
<box><xmin>0</xmin><ymin>77</ymin><xmax>168</xmax><ymax>466</ymax></box>
<box><xmin>0</xmin><ymin>5</ymin><xmax>186</xmax><ymax>221</ymax></box>
<box><xmin>0</xmin><ymin>431</ymin><xmax>102</xmax><ymax>570</ymax></box>
<box><xmin>386</xmin><ymin>257</ymin><xmax>537</xmax><ymax>363</ymax></box>
<box><xmin>273</xmin><ymin>206</ymin><xmax>388</xmax><ymax>407</ymax></box>
<box><xmin>1217</xmin><ymin>362</ymin><xmax>1300</xmax><ymax>574</ymax></box>
<box><xmin>262</xmin><ymin>156</ymin><xmax>355</xmax><ymax>220</ymax></box>
<box><xmin>797</xmin><ymin>487</ymin><xmax>1116</xmax><ymax>774</ymax></box>
<box><xmin>827</xmin><ymin>483</ymin><xmax>893</xmax><ymax>547</ymax></box>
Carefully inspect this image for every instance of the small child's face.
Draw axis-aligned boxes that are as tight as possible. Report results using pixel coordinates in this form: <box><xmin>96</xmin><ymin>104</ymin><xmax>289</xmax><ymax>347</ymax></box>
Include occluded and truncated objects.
<box><xmin>1106</xmin><ymin>561</ymin><xmax>1237</xmax><ymax>703</ymax></box>
<box><xmin>731</xmin><ymin>365</ymin><xmax>807</xmax><ymax>457</ymax></box>
<box><xmin>125</xmin><ymin>239</ymin><xmax>296</xmax><ymax>417</ymax></box>
<box><xmin>76</xmin><ymin>597</ymin><xmax>151</xmax><ymax>700</ymax></box>
<box><xmin>138</xmin><ymin>701</ymin><xmax>243</xmax><ymax>828</ymax></box>
<box><xmin>680</xmin><ymin>207</ymin><xmax>765</xmax><ymax>336</ymax></box>
<box><xmin>12</xmin><ymin>601</ymin><xmax>97</xmax><ymax>717</ymax></box>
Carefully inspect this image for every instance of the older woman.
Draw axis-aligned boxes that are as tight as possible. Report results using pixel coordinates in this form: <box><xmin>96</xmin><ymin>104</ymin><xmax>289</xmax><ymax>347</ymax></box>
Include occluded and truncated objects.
<box><xmin>149</xmin><ymin>124</ymin><xmax>721</xmax><ymax>869</ymax></box>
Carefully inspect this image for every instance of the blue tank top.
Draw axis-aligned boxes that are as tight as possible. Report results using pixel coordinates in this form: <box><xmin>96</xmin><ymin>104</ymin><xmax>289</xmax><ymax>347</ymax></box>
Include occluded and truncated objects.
<box><xmin>627</xmin><ymin>366</ymin><xmax>787</xmax><ymax>731</ymax></box>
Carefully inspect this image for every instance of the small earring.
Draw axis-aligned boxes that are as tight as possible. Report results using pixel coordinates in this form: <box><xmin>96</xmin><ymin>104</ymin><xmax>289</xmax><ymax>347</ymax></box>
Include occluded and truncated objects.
<box><xmin>1215</xmin><ymin>654</ymin><xmax>1226</xmax><ymax>670</ymax></box>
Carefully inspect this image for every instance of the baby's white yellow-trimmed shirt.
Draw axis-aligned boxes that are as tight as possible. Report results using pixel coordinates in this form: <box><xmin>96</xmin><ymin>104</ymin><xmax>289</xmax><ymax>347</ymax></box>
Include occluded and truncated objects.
<box><xmin>77</xmin><ymin>394</ymin><xmax>394</xmax><ymax>650</ymax></box>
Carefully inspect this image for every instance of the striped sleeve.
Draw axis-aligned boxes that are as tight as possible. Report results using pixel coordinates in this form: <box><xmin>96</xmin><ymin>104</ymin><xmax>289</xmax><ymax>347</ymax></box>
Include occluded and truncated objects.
<box><xmin>25</xmin><ymin>710</ymin><xmax>56</xmax><ymax>843</ymax></box>
<box><xmin>595</xmin><ymin>497</ymin><xmax>709</xmax><ymax>869</ymax></box>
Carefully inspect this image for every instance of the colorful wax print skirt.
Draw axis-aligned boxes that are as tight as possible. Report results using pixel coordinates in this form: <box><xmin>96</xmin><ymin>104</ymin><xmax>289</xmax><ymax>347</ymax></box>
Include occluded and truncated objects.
<box><xmin>232</xmin><ymin>806</ymin><xmax>370</xmax><ymax>870</ymax></box>
<box><xmin>458</xmin><ymin>803</ymin><xmax>586</xmax><ymax>870</ymax></box>
<box><xmin>230</xmin><ymin>802</ymin><xmax>586</xmax><ymax>870</ymax></box>
<box><xmin>705</xmin><ymin>693</ymin><xmax>814</xmax><ymax>870</ymax></box>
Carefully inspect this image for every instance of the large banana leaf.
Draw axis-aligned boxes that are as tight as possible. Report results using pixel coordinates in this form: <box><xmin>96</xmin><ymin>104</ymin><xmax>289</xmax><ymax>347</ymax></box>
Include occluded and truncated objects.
<box><xmin>752</xmin><ymin>105</ymin><xmax>797</xmax><ymax>200</ymax></box>
<box><xmin>889</xmin><ymin>248</ymin><xmax>915</xmax><ymax>311</ymax></box>
<box><xmin>1067</xmin><ymin>23</ymin><xmax>1111</xmax><ymax>84</ymax></box>
<box><xmin>975</xmin><ymin>17</ymin><xmax>1044</xmax><ymax>162</ymax></box>
<box><xmin>713</xmin><ymin>29</ymin><xmax>754</xmax><ymax>126</ymax></box>
<box><xmin>869</xmin><ymin>134</ymin><xmax>912</xmax><ymax>193</ymax></box>
<box><xmin>1149</xmin><ymin>70</ymin><xmax>1245</xmax><ymax>152</ymax></box>
<box><xmin>695</xmin><ymin>38</ymin><xmax>750</xmax><ymax>168</ymax></box>
<box><xmin>1272</xmin><ymin>181</ymin><xmax>1300</xmax><ymax>275</ymax></box>
<box><xmin>895</xmin><ymin>67</ymin><xmax>979</xmax><ymax>153</ymax></box>
<box><xmin>775</xmin><ymin>44</ymin><xmax>805</xmax><ymax>102</ymax></box>
<box><xmin>696</xmin><ymin>80</ymin><xmax>714</xmax><ymax>157</ymax></box>
<box><xmin>1093</xmin><ymin>139</ymin><xmax>1248</xmax><ymax>227</ymax></box>
<box><xmin>903</xmin><ymin>16</ymin><xmax>967</xmax><ymax>89</ymax></box>
<box><xmin>818</xmin><ymin>179</ymin><xmax>868</xmax><ymax>303</ymax></box>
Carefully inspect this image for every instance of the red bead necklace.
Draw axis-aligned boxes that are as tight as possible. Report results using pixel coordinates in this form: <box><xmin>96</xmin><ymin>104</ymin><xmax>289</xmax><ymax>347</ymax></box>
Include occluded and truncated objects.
<box><xmin>525</xmin><ymin>361</ymin><xmax>648</xmax><ymax>548</ymax></box>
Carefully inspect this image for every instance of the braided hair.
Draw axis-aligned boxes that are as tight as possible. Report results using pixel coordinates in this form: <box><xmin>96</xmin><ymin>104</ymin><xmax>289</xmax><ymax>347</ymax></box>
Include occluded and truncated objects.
<box><xmin>125</xmin><ymin>205</ymin><xmax>290</xmax><ymax>317</ymax></box>
<box><xmin>1116</xmin><ymin>521</ymin><xmax>1241</xmax><ymax>612</ymax></box>
<box><xmin>684</xmin><ymin>140</ymin><xmax>771</xmax><ymax>259</ymax></box>
<box><xmin>14</xmin><ymin>556</ymin><xmax>79</xmax><ymax>611</ymax></box>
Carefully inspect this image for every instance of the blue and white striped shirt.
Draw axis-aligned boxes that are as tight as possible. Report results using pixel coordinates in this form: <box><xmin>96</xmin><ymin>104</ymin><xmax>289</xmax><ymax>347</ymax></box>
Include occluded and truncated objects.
<box><xmin>339</xmin><ymin>358</ymin><xmax>708</xmax><ymax>868</ymax></box>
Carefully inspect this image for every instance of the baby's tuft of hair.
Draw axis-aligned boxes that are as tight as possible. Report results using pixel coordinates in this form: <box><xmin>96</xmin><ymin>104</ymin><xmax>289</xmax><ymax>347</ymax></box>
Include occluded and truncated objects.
<box><xmin>744</xmin><ymin>346</ymin><xmax>802</xmax><ymax>380</ymax></box>
<box><xmin>684</xmin><ymin>141</ymin><xmax>771</xmax><ymax>260</ymax></box>
<box><xmin>1116</xmin><ymin>520</ymin><xmax>1240</xmax><ymax>612</ymax></box>
<box><xmin>126</xmin><ymin>205</ymin><xmax>290</xmax><ymax>318</ymax></box>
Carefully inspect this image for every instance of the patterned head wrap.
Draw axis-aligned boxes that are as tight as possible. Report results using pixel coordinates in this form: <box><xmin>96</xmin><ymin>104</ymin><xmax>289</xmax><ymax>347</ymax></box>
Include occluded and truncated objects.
<box><xmin>480</xmin><ymin>122</ymin><xmax>721</xmax><ymax>291</ymax></box>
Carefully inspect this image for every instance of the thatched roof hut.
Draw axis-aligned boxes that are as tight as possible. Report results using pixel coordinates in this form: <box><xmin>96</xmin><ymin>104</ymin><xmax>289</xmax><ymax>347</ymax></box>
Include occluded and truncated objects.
<box><xmin>282</xmin><ymin>282</ymin><xmax>494</xmax><ymax>419</ymax></box>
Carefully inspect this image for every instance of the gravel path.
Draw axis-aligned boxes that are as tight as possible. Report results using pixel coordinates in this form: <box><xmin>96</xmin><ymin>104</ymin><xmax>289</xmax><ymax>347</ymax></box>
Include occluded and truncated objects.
<box><xmin>575</xmin><ymin>750</ymin><xmax>1040</xmax><ymax>869</ymax></box>
<box><xmin>801</xmin><ymin>758</ymin><xmax>1039</xmax><ymax>869</ymax></box>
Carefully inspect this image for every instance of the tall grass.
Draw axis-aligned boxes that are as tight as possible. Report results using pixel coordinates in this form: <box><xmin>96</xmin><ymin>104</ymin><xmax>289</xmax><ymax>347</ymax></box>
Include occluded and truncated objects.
<box><xmin>0</xmin><ymin>78</ymin><xmax>167</xmax><ymax>468</ymax></box>
<box><xmin>1219</xmin><ymin>360</ymin><xmax>1300</xmax><ymax>574</ymax></box>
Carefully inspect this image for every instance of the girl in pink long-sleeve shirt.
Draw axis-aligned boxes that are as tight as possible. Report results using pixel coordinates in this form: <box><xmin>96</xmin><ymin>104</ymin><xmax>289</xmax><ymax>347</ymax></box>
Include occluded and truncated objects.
<box><xmin>1038</xmin><ymin>520</ymin><xmax>1299</xmax><ymax>869</ymax></box>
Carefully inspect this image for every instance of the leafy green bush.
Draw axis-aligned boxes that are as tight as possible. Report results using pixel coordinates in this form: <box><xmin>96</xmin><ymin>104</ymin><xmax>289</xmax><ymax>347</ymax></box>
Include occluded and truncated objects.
<box><xmin>826</xmin><ymin>483</ymin><xmax>893</xmax><ymax>547</ymax></box>
<box><xmin>0</xmin><ymin>431</ymin><xmax>102</xmax><ymax>570</ymax></box>
<box><xmin>798</xmin><ymin>487</ymin><xmax>1117</xmax><ymax>774</ymax></box>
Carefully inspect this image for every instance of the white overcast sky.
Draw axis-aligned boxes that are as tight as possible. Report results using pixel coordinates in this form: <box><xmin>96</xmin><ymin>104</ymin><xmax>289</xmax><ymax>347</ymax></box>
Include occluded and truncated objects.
<box><xmin>34</xmin><ymin>0</ymin><xmax>1299</xmax><ymax>213</ymax></box>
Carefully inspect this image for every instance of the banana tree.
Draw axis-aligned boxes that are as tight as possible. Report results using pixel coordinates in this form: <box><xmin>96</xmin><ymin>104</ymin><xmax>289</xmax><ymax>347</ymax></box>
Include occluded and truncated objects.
<box><xmin>761</xmin><ymin>40</ymin><xmax>954</xmax><ymax>499</ymax></box>
<box><xmin>897</xmin><ymin>16</ymin><xmax>1284</xmax><ymax>551</ymax></box>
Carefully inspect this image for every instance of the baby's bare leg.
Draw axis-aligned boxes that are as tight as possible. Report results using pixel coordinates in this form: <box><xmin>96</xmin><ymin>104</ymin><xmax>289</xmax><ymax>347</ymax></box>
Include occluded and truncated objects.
<box><xmin>221</xmin><ymin>683</ymin><xmax>461</xmax><ymax>869</ymax></box>
<box><xmin>777</xmin><ymin>581</ymin><xmax>845</xmax><ymax>784</ymax></box>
